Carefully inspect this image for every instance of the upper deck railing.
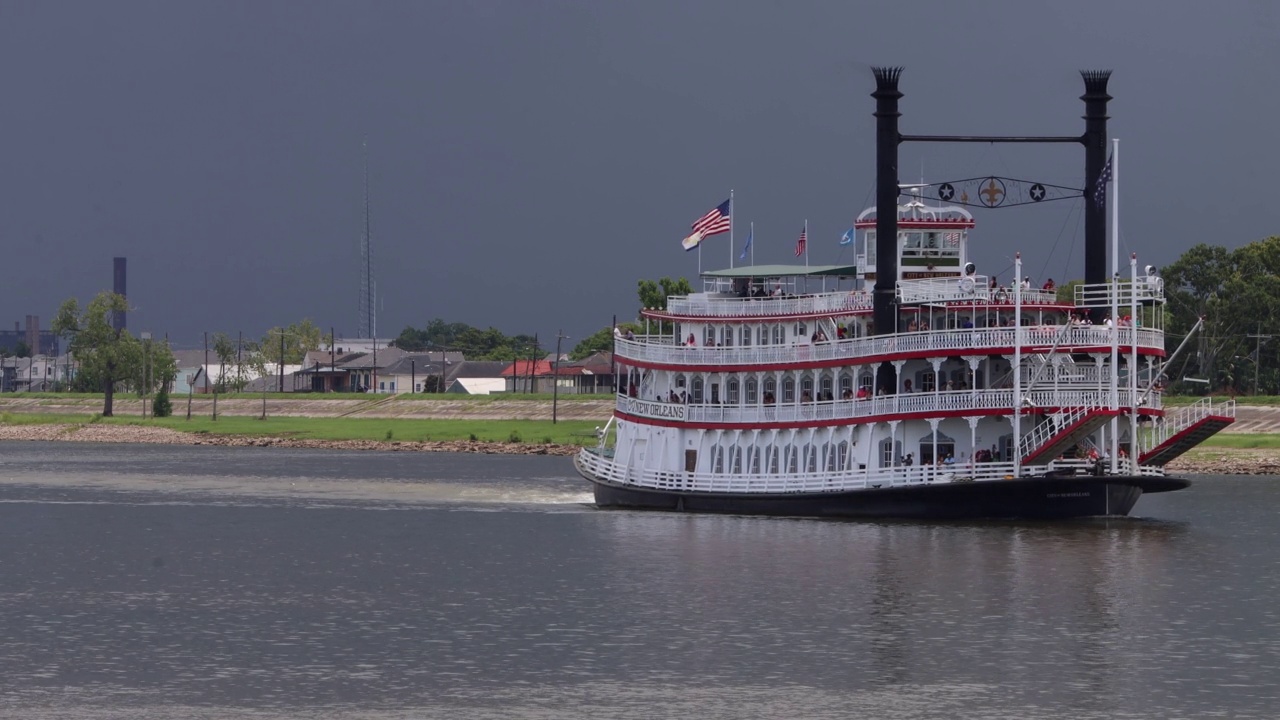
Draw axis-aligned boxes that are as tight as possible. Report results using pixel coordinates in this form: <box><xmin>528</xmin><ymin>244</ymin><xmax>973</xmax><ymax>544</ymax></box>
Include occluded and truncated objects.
<box><xmin>616</xmin><ymin>325</ymin><xmax>1165</xmax><ymax>367</ymax></box>
<box><xmin>664</xmin><ymin>291</ymin><xmax>874</xmax><ymax>318</ymax></box>
<box><xmin>661</xmin><ymin>283</ymin><xmax>1070</xmax><ymax>319</ymax></box>
<box><xmin>617</xmin><ymin>387</ymin><xmax>1158</xmax><ymax>426</ymax></box>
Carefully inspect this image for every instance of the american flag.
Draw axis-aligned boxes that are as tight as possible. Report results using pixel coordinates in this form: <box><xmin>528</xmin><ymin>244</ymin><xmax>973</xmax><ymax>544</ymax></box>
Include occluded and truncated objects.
<box><xmin>794</xmin><ymin>226</ymin><xmax>807</xmax><ymax>257</ymax></box>
<box><xmin>692</xmin><ymin>199</ymin><xmax>731</xmax><ymax>233</ymax></box>
<box><xmin>1093</xmin><ymin>153</ymin><xmax>1113</xmax><ymax>208</ymax></box>
<box><xmin>944</xmin><ymin>232</ymin><xmax>961</xmax><ymax>247</ymax></box>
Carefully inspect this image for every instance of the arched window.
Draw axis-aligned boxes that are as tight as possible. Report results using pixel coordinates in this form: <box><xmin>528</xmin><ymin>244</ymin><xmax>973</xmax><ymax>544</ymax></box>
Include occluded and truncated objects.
<box><xmin>782</xmin><ymin>377</ymin><xmax>796</xmax><ymax>403</ymax></box>
<box><xmin>771</xmin><ymin>325</ymin><xmax>785</xmax><ymax>345</ymax></box>
<box><xmin>745</xmin><ymin>377</ymin><xmax>758</xmax><ymax>404</ymax></box>
<box><xmin>806</xmin><ymin>443</ymin><xmax>819</xmax><ymax>473</ymax></box>
<box><xmin>729</xmin><ymin>445</ymin><xmax>742</xmax><ymax>474</ymax></box>
<box><xmin>786</xmin><ymin>444</ymin><xmax>799</xmax><ymax>474</ymax></box>
<box><xmin>727</xmin><ymin>378</ymin><xmax>740</xmax><ymax>404</ymax></box>
<box><xmin>836</xmin><ymin>440</ymin><xmax>850</xmax><ymax>471</ymax></box>
<box><xmin>758</xmin><ymin>325</ymin><xmax>769</xmax><ymax>345</ymax></box>
<box><xmin>820</xmin><ymin>374</ymin><xmax>833</xmax><ymax>400</ymax></box>
<box><xmin>747</xmin><ymin>446</ymin><xmax>761</xmax><ymax>474</ymax></box>
<box><xmin>720</xmin><ymin>325</ymin><xmax>734</xmax><ymax>347</ymax></box>
<box><xmin>691</xmin><ymin>377</ymin><xmax>705</xmax><ymax>403</ymax></box>
<box><xmin>711</xmin><ymin>445</ymin><xmax>724</xmax><ymax>473</ymax></box>
<box><xmin>740</xmin><ymin>325</ymin><xmax>752</xmax><ymax>346</ymax></box>
<box><xmin>839</xmin><ymin>374</ymin><xmax>853</xmax><ymax>397</ymax></box>
<box><xmin>767</xmin><ymin>445</ymin><xmax>780</xmax><ymax>474</ymax></box>
<box><xmin>704</xmin><ymin>326</ymin><xmax>715</xmax><ymax>346</ymax></box>
<box><xmin>794</xmin><ymin>322</ymin><xmax>808</xmax><ymax>338</ymax></box>
<box><xmin>800</xmin><ymin>376</ymin><xmax>814</xmax><ymax>399</ymax></box>
<box><xmin>859</xmin><ymin>374</ymin><xmax>874</xmax><ymax>391</ymax></box>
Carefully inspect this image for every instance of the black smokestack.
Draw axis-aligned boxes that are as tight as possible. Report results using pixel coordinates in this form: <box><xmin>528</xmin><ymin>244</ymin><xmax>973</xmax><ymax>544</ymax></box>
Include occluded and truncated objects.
<box><xmin>113</xmin><ymin>257</ymin><xmax>127</xmax><ymax>331</ymax></box>
<box><xmin>872</xmin><ymin>66</ymin><xmax>903</xmax><ymax>336</ymax></box>
<box><xmin>1081</xmin><ymin>70</ymin><xmax>1111</xmax><ymax>287</ymax></box>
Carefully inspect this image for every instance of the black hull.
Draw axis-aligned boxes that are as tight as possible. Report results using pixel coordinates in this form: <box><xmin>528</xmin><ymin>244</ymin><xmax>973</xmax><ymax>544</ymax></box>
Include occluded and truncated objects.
<box><xmin>582</xmin><ymin>472</ymin><xmax>1189</xmax><ymax>520</ymax></box>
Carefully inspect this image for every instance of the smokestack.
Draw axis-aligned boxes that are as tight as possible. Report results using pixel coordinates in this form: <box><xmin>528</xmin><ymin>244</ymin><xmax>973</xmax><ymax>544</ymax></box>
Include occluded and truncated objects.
<box><xmin>113</xmin><ymin>257</ymin><xmax>127</xmax><ymax>331</ymax></box>
<box><xmin>871</xmin><ymin>66</ymin><xmax>903</xmax><ymax>336</ymax></box>
<box><xmin>1081</xmin><ymin>71</ymin><xmax>1112</xmax><ymax>288</ymax></box>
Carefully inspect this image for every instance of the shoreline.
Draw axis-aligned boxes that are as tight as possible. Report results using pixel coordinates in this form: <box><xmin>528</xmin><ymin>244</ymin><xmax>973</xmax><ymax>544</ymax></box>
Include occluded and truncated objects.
<box><xmin>0</xmin><ymin>423</ymin><xmax>581</xmax><ymax>456</ymax></box>
<box><xmin>2</xmin><ymin>423</ymin><xmax>1277</xmax><ymax>474</ymax></box>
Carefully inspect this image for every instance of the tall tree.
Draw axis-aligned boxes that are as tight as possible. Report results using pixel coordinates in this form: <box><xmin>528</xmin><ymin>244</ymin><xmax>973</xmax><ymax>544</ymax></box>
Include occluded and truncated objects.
<box><xmin>260</xmin><ymin>319</ymin><xmax>324</xmax><ymax>365</ymax></box>
<box><xmin>52</xmin><ymin>292</ymin><xmax>140</xmax><ymax>416</ymax></box>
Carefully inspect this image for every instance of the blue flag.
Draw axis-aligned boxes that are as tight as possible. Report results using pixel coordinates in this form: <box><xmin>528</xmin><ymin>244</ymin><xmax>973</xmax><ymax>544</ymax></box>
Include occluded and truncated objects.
<box><xmin>739</xmin><ymin>227</ymin><xmax>753</xmax><ymax>260</ymax></box>
<box><xmin>839</xmin><ymin>227</ymin><xmax>855</xmax><ymax>246</ymax></box>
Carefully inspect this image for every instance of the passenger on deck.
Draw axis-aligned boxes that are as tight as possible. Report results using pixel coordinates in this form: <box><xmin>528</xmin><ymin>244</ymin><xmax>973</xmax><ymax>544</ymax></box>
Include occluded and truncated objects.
<box><xmin>856</xmin><ymin>386</ymin><xmax>870</xmax><ymax>400</ymax></box>
<box><xmin>1043</xmin><ymin>278</ymin><xmax>1056</xmax><ymax>291</ymax></box>
<box><xmin>903</xmin><ymin>379</ymin><xmax>915</xmax><ymax>393</ymax></box>
<box><xmin>686</xmin><ymin>333</ymin><xmax>697</xmax><ymax>346</ymax></box>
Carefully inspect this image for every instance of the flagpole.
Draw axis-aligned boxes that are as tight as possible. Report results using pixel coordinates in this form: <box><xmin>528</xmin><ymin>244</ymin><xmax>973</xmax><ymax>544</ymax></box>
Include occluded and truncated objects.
<box><xmin>750</xmin><ymin>221</ymin><xmax>755</xmax><ymax>266</ymax></box>
<box><xmin>805</xmin><ymin>218</ymin><xmax>810</xmax><ymax>268</ymax></box>
<box><xmin>697</xmin><ymin>238</ymin><xmax>702</xmax><ymax>276</ymax></box>
<box><xmin>1109</xmin><ymin>137</ymin><xmax>1120</xmax><ymax>474</ymax></box>
<box><xmin>729</xmin><ymin>189</ymin><xmax>735</xmax><ymax>270</ymax></box>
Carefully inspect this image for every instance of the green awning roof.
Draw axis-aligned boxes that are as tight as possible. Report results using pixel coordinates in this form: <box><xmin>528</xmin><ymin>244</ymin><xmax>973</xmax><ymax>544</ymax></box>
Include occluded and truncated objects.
<box><xmin>700</xmin><ymin>264</ymin><xmax>860</xmax><ymax>278</ymax></box>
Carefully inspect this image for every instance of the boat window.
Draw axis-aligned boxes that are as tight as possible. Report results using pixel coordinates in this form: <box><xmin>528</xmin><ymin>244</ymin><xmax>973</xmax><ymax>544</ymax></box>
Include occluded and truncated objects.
<box><xmin>820</xmin><ymin>375</ymin><xmax>833</xmax><ymax>400</ymax></box>
<box><xmin>727</xmin><ymin>379</ymin><xmax>739</xmax><ymax>404</ymax></box>
<box><xmin>903</xmin><ymin>232</ymin><xmax>923</xmax><ymax>248</ymax></box>
<box><xmin>748</xmin><ymin>447</ymin><xmax>761</xmax><ymax>474</ymax></box>
<box><xmin>704</xmin><ymin>327</ymin><xmax>715</xmax><ymax>346</ymax></box>
<box><xmin>711</xmin><ymin>445</ymin><xmax>724</xmax><ymax>474</ymax></box>
<box><xmin>859</xmin><ymin>374</ymin><xmax>874</xmax><ymax>391</ymax></box>
<box><xmin>745</xmin><ymin>378</ymin><xmax>758</xmax><ymax>404</ymax></box>
<box><xmin>839</xmin><ymin>374</ymin><xmax>853</xmax><ymax>397</ymax></box>
<box><xmin>763</xmin><ymin>378</ymin><xmax>777</xmax><ymax>403</ymax></box>
<box><xmin>800</xmin><ymin>377</ymin><xmax>814</xmax><ymax>399</ymax></box>
<box><xmin>794</xmin><ymin>322</ymin><xmax>807</xmax><ymax>338</ymax></box>
<box><xmin>920</xmin><ymin>371</ymin><xmax>937</xmax><ymax>393</ymax></box>
<box><xmin>729</xmin><ymin>446</ymin><xmax>742</xmax><ymax>474</ymax></box>
<box><xmin>771</xmin><ymin>325</ymin><xmax>785</xmax><ymax>345</ymax></box>
<box><xmin>836</xmin><ymin>441</ymin><xmax>850</xmax><ymax>471</ymax></box>
<box><xmin>740</xmin><ymin>325</ymin><xmax>751</xmax><ymax>346</ymax></box>
<box><xmin>925</xmin><ymin>232</ymin><xmax>940</xmax><ymax>249</ymax></box>
<box><xmin>691</xmin><ymin>377</ymin><xmax>704</xmax><ymax>403</ymax></box>
<box><xmin>787</xmin><ymin>446</ymin><xmax>799</xmax><ymax>474</ymax></box>
<box><xmin>879</xmin><ymin>438</ymin><xmax>901</xmax><ymax>468</ymax></box>
<box><xmin>782</xmin><ymin>377</ymin><xmax>795</xmax><ymax>403</ymax></box>
<box><xmin>805</xmin><ymin>445</ymin><xmax>818</xmax><ymax>473</ymax></box>
<box><xmin>720</xmin><ymin>326</ymin><xmax>733</xmax><ymax>347</ymax></box>
<box><xmin>767</xmin><ymin>446</ymin><xmax>780</xmax><ymax>474</ymax></box>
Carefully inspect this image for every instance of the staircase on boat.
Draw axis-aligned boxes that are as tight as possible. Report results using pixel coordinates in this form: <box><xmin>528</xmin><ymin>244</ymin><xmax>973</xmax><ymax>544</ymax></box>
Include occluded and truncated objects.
<box><xmin>1019</xmin><ymin>401</ymin><xmax>1114</xmax><ymax>465</ymax></box>
<box><xmin>1140</xmin><ymin>397</ymin><xmax>1236</xmax><ymax>466</ymax></box>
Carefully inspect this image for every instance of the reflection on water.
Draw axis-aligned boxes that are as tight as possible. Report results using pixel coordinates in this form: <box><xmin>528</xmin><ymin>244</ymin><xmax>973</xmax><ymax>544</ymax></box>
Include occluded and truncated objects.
<box><xmin>1</xmin><ymin>442</ymin><xmax>1279</xmax><ymax>719</ymax></box>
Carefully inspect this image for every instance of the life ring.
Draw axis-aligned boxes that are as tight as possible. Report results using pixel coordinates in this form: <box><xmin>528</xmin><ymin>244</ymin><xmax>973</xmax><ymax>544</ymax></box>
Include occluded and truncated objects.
<box><xmin>958</xmin><ymin>276</ymin><xmax>976</xmax><ymax>294</ymax></box>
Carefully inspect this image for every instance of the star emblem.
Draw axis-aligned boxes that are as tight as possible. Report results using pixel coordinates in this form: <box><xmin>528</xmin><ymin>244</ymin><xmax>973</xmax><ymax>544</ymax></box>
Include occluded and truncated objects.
<box><xmin>938</xmin><ymin>183</ymin><xmax>955</xmax><ymax>201</ymax></box>
<box><xmin>1029</xmin><ymin>183</ymin><xmax>1046</xmax><ymax>202</ymax></box>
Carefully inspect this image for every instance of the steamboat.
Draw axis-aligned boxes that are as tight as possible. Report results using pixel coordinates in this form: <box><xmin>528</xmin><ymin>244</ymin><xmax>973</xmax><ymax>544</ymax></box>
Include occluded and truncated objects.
<box><xmin>574</xmin><ymin>68</ymin><xmax>1235</xmax><ymax>519</ymax></box>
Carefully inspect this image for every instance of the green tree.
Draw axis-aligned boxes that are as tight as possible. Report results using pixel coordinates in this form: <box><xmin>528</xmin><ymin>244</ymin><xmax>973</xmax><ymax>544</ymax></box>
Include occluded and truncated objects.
<box><xmin>261</xmin><ymin>319</ymin><xmax>324</xmax><ymax>365</ymax></box>
<box><xmin>12</xmin><ymin>341</ymin><xmax>31</xmax><ymax>358</ymax></box>
<box><xmin>152</xmin><ymin>385</ymin><xmax>173</xmax><ymax>417</ymax></box>
<box><xmin>637</xmin><ymin>277</ymin><xmax>693</xmax><ymax>312</ymax></box>
<box><xmin>570</xmin><ymin>322</ymin><xmax>639</xmax><ymax>360</ymax></box>
<box><xmin>52</xmin><ymin>292</ymin><xmax>140</xmax><ymax>416</ymax></box>
<box><xmin>132</xmin><ymin>338</ymin><xmax>178</xmax><ymax>397</ymax></box>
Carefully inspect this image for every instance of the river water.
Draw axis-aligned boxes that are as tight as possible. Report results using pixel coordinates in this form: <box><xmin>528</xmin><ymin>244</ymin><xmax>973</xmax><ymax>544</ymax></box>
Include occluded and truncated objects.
<box><xmin>1</xmin><ymin>441</ymin><xmax>1278</xmax><ymax>719</ymax></box>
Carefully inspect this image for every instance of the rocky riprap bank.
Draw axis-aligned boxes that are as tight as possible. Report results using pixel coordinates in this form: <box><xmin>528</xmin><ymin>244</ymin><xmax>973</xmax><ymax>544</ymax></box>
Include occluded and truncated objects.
<box><xmin>0</xmin><ymin>424</ymin><xmax>580</xmax><ymax>456</ymax></box>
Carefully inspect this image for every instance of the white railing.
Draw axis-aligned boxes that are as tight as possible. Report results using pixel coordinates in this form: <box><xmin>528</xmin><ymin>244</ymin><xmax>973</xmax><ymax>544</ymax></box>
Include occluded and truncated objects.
<box><xmin>617</xmin><ymin>388</ymin><xmax>1158</xmax><ymax>426</ymax></box>
<box><xmin>664</xmin><ymin>291</ymin><xmax>873</xmax><ymax>318</ymax></box>
<box><xmin>1145</xmin><ymin>397</ymin><xmax>1236</xmax><ymax>450</ymax></box>
<box><xmin>1074</xmin><ymin>278</ymin><xmax>1165</xmax><ymax>307</ymax></box>
<box><xmin>896</xmin><ymin>276</ymin><xmax>1060</xmax><ymax>306</ymax></box>
<box><xmin>1018</xmin><ymin>400</ymin><xmax>1103</xmax><ymax>460</ymax></box>
<box><xmin>576</xmin><ymin>447</ymin><xmax>1160</xmax><ymax>496</ymax></box>
<box><xmin>619</xmin><ymin>326</ymin><xmax>1164</xmax><ymax>367</ymax></box>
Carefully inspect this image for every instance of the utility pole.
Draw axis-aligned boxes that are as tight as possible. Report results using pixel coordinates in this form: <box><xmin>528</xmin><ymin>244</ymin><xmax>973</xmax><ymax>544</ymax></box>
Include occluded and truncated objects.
<box><xmin>140</xmin><ymin>332</ymin><xmax>152</xmax><ymax>418</ymax></box>
<box><xmin>552</xmin><ymin>330</ymin><xmax>568</xmax><ymax>424</ymax></box>
<box><xmin>1247</xmin><ymin>326</ymin><xmax>1273</xmax><ymax>396</ymax></box>
<box><xmin>206</xmin><ymin>331</ymin><xmax>216</xmax><ymax>421</ymax></box>
<box><xmin>279</xmin><ymin>331</ymin><xmax>286</xmax><ymax>393</ymax></box>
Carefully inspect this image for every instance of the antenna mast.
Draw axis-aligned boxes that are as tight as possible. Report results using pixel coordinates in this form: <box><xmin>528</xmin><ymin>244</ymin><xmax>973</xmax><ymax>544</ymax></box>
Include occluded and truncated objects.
<box><xmin>359</xmin><ymin>137</ymin><xmax>376</xmax><ymax>339</ymax></box>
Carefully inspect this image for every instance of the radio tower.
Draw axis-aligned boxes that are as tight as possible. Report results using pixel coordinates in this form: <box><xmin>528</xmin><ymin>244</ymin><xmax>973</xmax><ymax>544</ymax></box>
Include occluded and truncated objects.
<box><xmin>358</xmin><ymin>137</ymin><xmax>376</xmax><ymax>339</ymax></box>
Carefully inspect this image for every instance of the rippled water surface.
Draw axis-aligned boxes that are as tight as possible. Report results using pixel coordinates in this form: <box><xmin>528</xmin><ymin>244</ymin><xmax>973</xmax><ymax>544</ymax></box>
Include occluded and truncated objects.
<box><xmin>2</xmin><ymin>441</ymin><xmax>1279</xmax><ymax>719</ymax></box>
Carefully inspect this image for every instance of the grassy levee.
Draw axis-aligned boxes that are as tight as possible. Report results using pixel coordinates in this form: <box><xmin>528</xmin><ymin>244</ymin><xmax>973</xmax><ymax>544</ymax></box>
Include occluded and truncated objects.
<box><xmin>1</xmin><ymin>391</ymin><xmax>610</xmax><ymax>402</ymax></box>
<box><xmin>0</xmin><ymin>410</ymin><xmax>602</xmax><ymax>445</ymax></box>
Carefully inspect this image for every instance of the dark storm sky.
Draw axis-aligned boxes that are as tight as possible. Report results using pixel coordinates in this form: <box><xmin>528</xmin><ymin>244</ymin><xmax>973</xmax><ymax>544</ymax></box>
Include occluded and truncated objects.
<box><xmin>2</xmin><ymin>1</ymin><xmax>1277</xmax><ymax>349</ymax></box>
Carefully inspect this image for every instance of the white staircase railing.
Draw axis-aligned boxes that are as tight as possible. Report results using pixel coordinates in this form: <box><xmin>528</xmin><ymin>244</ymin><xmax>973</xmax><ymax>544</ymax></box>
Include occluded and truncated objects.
<box><xmin>1019</xmin><ymin>401</ymin><xmax>1103</xmax><ymax>461</ymax></box>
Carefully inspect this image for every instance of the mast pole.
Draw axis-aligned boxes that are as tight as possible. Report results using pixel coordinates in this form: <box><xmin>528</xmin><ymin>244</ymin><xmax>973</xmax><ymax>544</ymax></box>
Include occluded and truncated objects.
<box><xmin>1109</xmin><ymin>138</ymin><xmax>1120</xmax><ymax>474</ymax></box>
<box><xmin>1013</xmin><ymin>252</ymin><xmax>1022</xmax><ymax>477</ymax></box>
<box><xmin>729</xmin><ymin>189</ymin><xmax>735</xmax><ymax>270</ymax></box>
